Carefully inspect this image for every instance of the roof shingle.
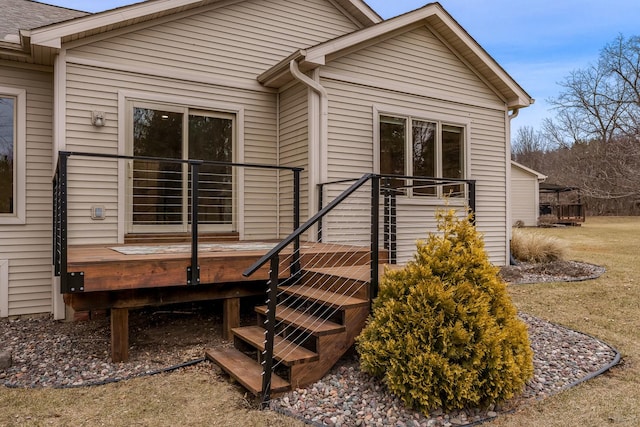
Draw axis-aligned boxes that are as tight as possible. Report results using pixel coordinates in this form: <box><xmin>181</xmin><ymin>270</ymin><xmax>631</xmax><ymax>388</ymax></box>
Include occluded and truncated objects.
<box><xmin>0</xmin><ymin>0</ymin><xmax>88</xmax><ymax>42</ymax></box>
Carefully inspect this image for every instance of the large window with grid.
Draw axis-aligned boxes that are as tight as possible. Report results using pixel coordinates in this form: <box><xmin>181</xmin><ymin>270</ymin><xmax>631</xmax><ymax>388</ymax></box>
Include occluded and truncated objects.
<box><xmin>379</xmin><ymin>114</ymin><xmax>465</xmax><ymax>197</ymax></box>
<box><xmin>128</xmin><ymin>101</ymin><xmax>235</xmax><ymax>232</ymax></box>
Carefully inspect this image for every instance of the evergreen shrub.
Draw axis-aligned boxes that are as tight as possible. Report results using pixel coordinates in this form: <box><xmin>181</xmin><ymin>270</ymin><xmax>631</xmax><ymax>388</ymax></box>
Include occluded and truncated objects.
<box><xmin>357</xmin><ymin>209</ymin><xmax>534</xmax><ymax>414</ymax></box>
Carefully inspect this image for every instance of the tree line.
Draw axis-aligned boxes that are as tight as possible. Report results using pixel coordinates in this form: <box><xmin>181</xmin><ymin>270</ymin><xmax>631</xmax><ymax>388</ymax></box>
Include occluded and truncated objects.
<box><xmin>513</xmin><ymin>35</ymin><xmax>640</xmax><ymax>215</ymax></box>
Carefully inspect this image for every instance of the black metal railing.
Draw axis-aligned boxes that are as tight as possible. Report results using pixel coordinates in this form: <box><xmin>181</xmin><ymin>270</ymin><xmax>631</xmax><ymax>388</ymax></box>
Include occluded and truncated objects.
<box><xmin>243</xmin><ymin>173</ymin><xmax>476</xmax><ymax>406</ymax></box>
<box><xmin>319</xmin><ymin>175</ymin><xmax>476</xmax><ymax>263</ymax></box>
<box><xmin>52</xmin><ymin>150</ymin><xmax>302</xmax><ymax>293</ymax></box>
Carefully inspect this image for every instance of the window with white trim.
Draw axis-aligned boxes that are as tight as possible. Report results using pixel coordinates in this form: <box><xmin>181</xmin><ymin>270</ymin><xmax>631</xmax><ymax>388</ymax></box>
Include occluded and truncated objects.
<box><xmin>379</xmin><ymin>114</ymin><xmax>465</xmax><ymax>197</ymax></box>
<box><xmin>127</xmin><ymin>101</ymin><xmax>236</xmax><ymax>232</ymax></box>
<box><xmin>0</xmin><ymin>87</ymin><xmax>25</xmax><ymax>223</ymax></box>
<box><xmin>0</xmin><ymin>96</ymin><xmax>15</xmax><ymax>214</ymax></box>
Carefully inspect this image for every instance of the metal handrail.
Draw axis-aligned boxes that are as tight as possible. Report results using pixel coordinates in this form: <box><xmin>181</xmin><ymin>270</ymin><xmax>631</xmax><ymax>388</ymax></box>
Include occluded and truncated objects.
<box><xmin>52</xmin><ymin>151</ymin><xmax>302</xmax><ymax>293</ymax></box>
<box><xmin>243</xmin><ymin>174</ymin><xmax>374</xmax><ymax>277</ymax></box>
<box><xmin>56</xmin><ymin>150</ymin><xmax>304</xmax><ymax>172</ymax></box>
<box><xmin>244</xmin><ymin>173</ymin><xmax>476</xmax><ymax>405</ymax></box>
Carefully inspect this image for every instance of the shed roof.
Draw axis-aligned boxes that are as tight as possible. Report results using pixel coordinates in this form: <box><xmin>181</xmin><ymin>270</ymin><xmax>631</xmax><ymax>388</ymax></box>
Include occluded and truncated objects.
<box><xmin>540</xmin><ymin>183</ymin><xmax>580</xmax><ymax>193</ymax></box>
<box><xmin>511</xmin><ymin>161</ymin><xmax>547</xmax><ymax>180</ymax></box>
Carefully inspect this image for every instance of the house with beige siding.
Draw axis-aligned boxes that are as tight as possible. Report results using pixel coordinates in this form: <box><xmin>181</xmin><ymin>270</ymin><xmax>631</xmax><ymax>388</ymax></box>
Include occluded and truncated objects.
<box><xmin>511</xmin><ymin>161</ymin><xmax>546</xmax><ymax>227</ymax></box>
<box><xmin>0</xmin><ymin>0</ymin><xmax>532</xmax><ymax>338</ymax></box>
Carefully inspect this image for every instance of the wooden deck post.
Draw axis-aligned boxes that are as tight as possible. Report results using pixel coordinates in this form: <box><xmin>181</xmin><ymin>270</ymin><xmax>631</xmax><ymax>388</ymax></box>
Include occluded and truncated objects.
<box><xmin>223</xmin><ymin>298</ymin><xmax>240</xmax><ymax>340</ymax></box>
<box><xmin>111</xmin><ymin>308</ymin><xmax>129</xmax><ymax>362</ymax></box>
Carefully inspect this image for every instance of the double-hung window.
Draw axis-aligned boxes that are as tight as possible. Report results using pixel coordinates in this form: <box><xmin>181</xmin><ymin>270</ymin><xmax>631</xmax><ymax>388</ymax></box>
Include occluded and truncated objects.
<box><xmin>379</xmin><ymin>114</ymin><xmax>465</xmax><ymax>197</ymax></box>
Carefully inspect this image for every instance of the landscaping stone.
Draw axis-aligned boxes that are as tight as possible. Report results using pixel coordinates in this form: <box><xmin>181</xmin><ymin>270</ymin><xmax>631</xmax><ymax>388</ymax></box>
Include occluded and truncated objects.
<box><xmin>0</xmin><ymin>350</ymin><xmax>11</xmax><ymax>369</ymax></box>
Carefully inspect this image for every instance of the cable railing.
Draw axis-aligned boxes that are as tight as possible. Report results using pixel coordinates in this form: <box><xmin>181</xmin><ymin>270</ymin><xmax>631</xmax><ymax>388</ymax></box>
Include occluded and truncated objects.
<box><xmin>52</xmin><ymin>150</ymin><xmax>302</xmax><ymax>293</ymax></box>
<box><xmin>243</xmin><ymin>173</ymin><xmax>476</xmax><ymax>406</ymax></box>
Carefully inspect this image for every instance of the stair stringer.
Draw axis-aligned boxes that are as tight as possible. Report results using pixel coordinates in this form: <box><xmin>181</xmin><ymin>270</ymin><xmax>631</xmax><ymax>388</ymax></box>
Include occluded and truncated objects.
<box><xmin>287</xmin><ymin>304</ymin><xmax>369</xmax><ymax>388</ymax></box>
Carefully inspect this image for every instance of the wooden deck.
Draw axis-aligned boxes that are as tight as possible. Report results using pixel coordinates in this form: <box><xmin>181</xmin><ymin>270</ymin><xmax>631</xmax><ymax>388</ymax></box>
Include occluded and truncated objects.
<box><xmin>62</xmin><ymin>240</ymin><xmax>377</xmax><ymax>362</ymax></box>
<box><xmin>66</xmin><ymin>241</ymin><xmax>372</xmax><ymax>293</ymax></box>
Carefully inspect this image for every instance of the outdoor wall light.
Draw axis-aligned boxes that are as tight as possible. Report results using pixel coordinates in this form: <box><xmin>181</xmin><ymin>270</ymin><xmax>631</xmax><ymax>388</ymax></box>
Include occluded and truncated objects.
<box><xmin>91</xmin><ymin>111</ymin><xmax>106</xmax><ymax>127</ymax></box>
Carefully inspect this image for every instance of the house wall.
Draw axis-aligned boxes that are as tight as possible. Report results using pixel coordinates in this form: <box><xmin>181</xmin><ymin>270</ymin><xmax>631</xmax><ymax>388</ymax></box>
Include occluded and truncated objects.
<box><xmin>278</xmin><ymin>82</ymin><xmax>309</xmax><ymax>237</ymax></box>
<box><xmin>319</xmin><ymin>25</ymin><xmax>510</xmax><ymax>265</ymax></box>
<box><xmin>61</xmin><ymin>0</ymin><xmax>360</xmax><ymax>245</ymax></box>
<box><xmin>511</xmin><ymin>165</ymin><xmax>539</xmax><ymax>227</ymax></box>
<box><xmin>0</xmin><ymin>63</ymin><xmax>54</xmax><ymax>316</ymax></box>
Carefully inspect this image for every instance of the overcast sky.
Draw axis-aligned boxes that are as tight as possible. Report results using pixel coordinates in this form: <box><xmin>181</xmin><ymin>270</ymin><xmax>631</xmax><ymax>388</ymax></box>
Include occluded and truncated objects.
<box><xmin>42</xmin><ymin>0</ymin><xmax>640</xmax><ymax>134</ymax></box>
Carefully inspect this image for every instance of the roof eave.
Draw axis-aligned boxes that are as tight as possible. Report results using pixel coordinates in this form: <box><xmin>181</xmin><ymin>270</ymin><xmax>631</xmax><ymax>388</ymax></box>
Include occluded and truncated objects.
<box><xmin>258</xmin><ymin>50</ymin><xmax>324</xmax><ymax>88</ymax></box>
<box><xmin>28</xmin><ymin>0</ymin><xmax>382</xmax><ymax>49</ymax></box>
<box><xmin>284</xmin><ymin>2</ymin><xmax>533</xmax><ymax>108</ymax></box>
<box><xmin>29</xmin><ymin>0</ymin><xmax>210</xmax><ymax>48</ymax></box>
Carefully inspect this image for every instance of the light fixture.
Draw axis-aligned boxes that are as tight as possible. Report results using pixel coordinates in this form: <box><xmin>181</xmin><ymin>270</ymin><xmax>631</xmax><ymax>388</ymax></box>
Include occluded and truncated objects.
<box><xmin>91</xmin><ymin>111</ymin><xmax>106</xmax><ymax>127</ymax></box>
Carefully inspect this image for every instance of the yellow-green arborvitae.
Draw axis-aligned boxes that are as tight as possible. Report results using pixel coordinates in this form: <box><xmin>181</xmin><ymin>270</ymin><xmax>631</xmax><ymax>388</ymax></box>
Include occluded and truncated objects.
<box><xmin>356</xmin><ymin>209</ymin><xmax>534</xmax><ymax>415</ymax></box>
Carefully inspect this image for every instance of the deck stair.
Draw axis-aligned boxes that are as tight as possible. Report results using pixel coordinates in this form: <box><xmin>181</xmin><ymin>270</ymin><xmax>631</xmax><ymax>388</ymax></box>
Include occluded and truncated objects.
<box><xmin>206</xmin><ymin>267</ymin><xmax>371</xmax><ymax>394</ymax></box>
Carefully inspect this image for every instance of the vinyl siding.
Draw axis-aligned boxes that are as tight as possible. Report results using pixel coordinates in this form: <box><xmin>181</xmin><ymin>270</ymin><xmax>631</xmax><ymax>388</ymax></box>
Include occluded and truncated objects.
<box><xmin>511</xmin><ymin>165</ymin><xmax>539</xmax><ymax>227</ymax></box>
<box><xmin>278</xmin><ymin>82</ymin><xmax>309</xmax><ymax>237</ymax></box>
<box><xmin>63</xmin><ymin>0</ymin><xmax>360</xmax><ymax>244</ymax></box>
<box><xmin>0</xmin><ymin>64</ymin><xmax>54</xmax><ymax>316</ymax></box>
<box><xmin>68</xmin><ymin>0</ymin><xmax>359</xmax><ymax>85</ymax></box>
<box><xmin>319</xmin><ymin>25</ymin><xmax>510</xmax><ymax>265</ymax></box>
<box><xmin>64</xmin><ymin>63</ymin><xmax>280</xmax><ymax>243</ymax></box>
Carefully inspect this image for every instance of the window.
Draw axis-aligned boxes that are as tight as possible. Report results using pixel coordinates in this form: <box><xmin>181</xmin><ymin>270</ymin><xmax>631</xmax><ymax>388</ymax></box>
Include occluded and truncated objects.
<box><xmin>129</xmin><ymin>102</ymin><xmax>234</xmax><ymax>232</ymax></box>
<box><xmin>0</xmin><ymin>87</ymin><xmax>24</xmax><ymax>223</ymax></box>
<box><xmin>0</xmin><ymin>96</ymin><xmax>15</xmax><ymax>214</ymax></box>
<box><xmin>380</xmin><ymin>114</ymin><xmax>465</xmax><ymax>197</ymax></box>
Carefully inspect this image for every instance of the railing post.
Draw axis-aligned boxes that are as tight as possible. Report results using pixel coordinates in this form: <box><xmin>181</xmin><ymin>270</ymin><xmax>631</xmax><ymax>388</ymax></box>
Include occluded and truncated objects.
<box><xmin>291</xmin><ymin>170</ymin><xmax>301</xmax><ymax>275</ymax></box>
<box><xmin>58</xmin><ymin>153</ymin><xmax>69</xmax><ymax>292</ymax></box>
<box><xmin>53</xmin><ymin>162</ymin><xmax>59</xmax><ymax>276</ymax></box>
<box><xmin>261</xmin><ymin>255</ymin><xmax>279</xmax><ymax>408</ymax></box>
<box><xmin>188</xmin><ymin>161</ymin><xmax>201</xmax><ymax>286</ymax></box>
<box><xmin>382</xmin><ymin>179</ymin><xmax>397</xmax><ymax>264</ymax></box>
<box><xmin>317</xmin><ymin>183</ymin><xmax>323</xmax><ymax>242</ymax></box>
<box><xmin>370</xmin><ymin>175</ymin><xmax>380</xmax><ymax>304</ymax></box>
<box><xmin>468</xmin><ymin>180</ymin><xmax>477</xmax><ymax>225</ymax></box>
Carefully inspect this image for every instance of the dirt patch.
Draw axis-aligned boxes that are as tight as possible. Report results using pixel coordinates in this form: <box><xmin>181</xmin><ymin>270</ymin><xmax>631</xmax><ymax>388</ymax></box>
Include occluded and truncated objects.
<box><xmin>500</xmin><ymin>260</ymin><xmax>605</xmax><ymax>284</ymax></box>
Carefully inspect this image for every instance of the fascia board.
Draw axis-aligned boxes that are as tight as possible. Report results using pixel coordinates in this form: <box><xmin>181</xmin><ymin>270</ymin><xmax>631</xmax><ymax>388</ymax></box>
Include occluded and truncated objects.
<box><xmin>29</xmin><ymin>0</ymin><xmax>206</xmax><ymax>48</ymax></box>
<box><xmin>303</xmin><ymin>5</ymin><xmax>439</xmax><ymax>64</ymax></box>
<box><xmin>334</xmin><ymin>0</ymin><xmax>382</xmax><ymax>25</ymax></box>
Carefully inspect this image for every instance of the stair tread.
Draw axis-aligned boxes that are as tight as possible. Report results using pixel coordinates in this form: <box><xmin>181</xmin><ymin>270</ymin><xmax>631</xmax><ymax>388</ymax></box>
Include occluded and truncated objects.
<box><xmin>233</xmin><ymin>325</ymin><xmax>319</xmax><ymax>366</ymax></box>
<box><xmin>255</xmin><ymin>305</ymin><xmax>345</xmax><ymax>336</ymax></box>
<box><xmin>205</xmin><ymin>347</ymin><xmax>289</xmax><ymax>394</ymax></box>
<box><xmin>282</xmin><ymin>285</ymin><xmax>369</xmax><ymax>309</ymax></box>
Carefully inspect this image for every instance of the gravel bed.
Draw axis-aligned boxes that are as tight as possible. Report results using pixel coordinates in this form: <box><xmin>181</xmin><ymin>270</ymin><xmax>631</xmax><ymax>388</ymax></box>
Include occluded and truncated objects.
<box><xmin>0</xmin><ymin>308</ymin><xmax>225</xmax><ymax>388</ymax></box>
<box><xmin>270</xmin><ymin>313</ymin><xmax>619</xmax><ymax>427</ymax></box>
<box><xmin>499</xmin><ymin>261</ymin><xmax>605</xmax><ymax>285</ymax></box>
<box><xmin>0</xmin><ymin>308</ymin><xmax>619</xmax><ymax>427</ymax></box>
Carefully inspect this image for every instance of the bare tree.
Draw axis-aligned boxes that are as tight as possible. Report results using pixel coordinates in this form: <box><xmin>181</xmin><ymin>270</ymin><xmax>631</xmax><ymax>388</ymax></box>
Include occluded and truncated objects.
<box><xmin>546</xmin><ymin>61</ymin><xmax>629</xmax><ymax>146</ymax></box>
<box><xmin>512</xmin><ymin>126</ymin><xmax>546</xmax><ymax>171</ymax></box>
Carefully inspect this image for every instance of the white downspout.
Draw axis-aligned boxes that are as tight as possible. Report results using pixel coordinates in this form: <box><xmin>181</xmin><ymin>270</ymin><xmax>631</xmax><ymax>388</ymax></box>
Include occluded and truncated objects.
<box><xmin>289</xmin><ymin>60</ymin><xmax>329</xmax><ymax>234</ymax></box>
<box><xmin>505</xmin><ymin>108</ymin><xmax>520</xmax><ymax>265</ymax></box>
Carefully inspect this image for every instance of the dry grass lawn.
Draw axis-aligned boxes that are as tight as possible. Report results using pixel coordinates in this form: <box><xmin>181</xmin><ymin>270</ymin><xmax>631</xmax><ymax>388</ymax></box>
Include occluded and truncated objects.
<box><xmin>0</xmin><ymin>216</ymin><xmax>638</xmax><ymax>426</ymax></box>
<box><xmin>490</xmin><ymin>217</ymin><xmax>640</xmax><ymax>427</ymax></box>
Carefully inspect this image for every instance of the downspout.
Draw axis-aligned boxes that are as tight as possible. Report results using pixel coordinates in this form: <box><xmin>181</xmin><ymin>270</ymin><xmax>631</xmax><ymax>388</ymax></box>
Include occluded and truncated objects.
<box><xmin>507</xmin><ymin>108</ymin><xmax>520</xmax><ymax>265</ymax></box>
<box><xmin>289</xmin><ymin>60</ymin><xmax>329</xmax><ymax>235</ymax></box>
